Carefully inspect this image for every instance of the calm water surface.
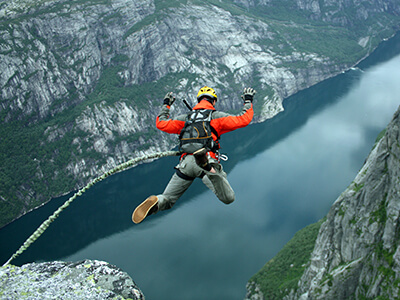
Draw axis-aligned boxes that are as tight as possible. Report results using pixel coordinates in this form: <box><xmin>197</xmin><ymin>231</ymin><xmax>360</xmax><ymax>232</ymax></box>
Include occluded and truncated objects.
<box><xmin>1</xmin><ymin>33</ymin><xmax>400</xmax><ymax>300</ymax></box>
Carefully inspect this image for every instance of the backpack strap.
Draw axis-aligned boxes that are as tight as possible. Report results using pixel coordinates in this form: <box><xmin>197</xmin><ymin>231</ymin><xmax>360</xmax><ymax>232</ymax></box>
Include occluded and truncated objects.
<box><xmin>201</xmin><ymin>109</ymin><xmax>220</xmax><ymax>149</ymax></box>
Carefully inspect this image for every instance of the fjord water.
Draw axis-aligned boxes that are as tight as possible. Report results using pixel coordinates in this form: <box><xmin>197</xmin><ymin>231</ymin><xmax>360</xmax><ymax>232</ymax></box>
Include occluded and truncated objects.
<box><xmin>1</xmin><ymin>33</ymin><xmax>400</xmax><ymax>300</ymax></box>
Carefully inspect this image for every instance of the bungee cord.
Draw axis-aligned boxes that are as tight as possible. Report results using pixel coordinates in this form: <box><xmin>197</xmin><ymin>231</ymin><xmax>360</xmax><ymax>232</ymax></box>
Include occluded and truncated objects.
<box><xmin>3</xmin><ymin>150</ymin><xmax>180</xmax><ymax>266</ymax></box>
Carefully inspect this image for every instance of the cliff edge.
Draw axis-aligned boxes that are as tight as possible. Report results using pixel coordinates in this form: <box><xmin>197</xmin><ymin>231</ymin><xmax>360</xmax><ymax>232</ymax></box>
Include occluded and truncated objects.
<box><xmin>0</xmin><ymin>260</ymin><xmax>144</xmax><ymax>299</ymax></box>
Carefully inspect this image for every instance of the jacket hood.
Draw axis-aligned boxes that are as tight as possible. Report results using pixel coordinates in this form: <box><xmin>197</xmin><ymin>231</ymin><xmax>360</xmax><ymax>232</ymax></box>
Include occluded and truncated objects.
<box><xmin>192</xmin><ymin>100</ymin><xmax>216</xmax><ymax>111</ymax></box>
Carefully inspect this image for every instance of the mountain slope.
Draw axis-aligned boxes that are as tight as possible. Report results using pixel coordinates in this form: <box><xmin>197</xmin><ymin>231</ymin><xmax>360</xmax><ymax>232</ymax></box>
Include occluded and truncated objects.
<box><xmin>246</xmin><ymin>104</ymin><xmax>400</xmax><ymax>299</ymax></box>
<box><xmin>1</xmin><ymin>0</ymin><xmax>400</xmax><ymax>227</ymax></box>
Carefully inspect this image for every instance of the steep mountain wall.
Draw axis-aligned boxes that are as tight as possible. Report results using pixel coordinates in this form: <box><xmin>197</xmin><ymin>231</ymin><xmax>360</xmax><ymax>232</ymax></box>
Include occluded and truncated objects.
<box><xmin>292</xmin><ymin>105</ymin><xmax>400</xmax><ymax>299</ymax></box>
<box><xmin>246</xmin><ymin>104</ymin><xmax>400</xmax><ymax>299</ymax></box>
<box><xmin>1</xmin><ymin>0</ymin><xmax>400</xmax><ymax>227</ymax></box>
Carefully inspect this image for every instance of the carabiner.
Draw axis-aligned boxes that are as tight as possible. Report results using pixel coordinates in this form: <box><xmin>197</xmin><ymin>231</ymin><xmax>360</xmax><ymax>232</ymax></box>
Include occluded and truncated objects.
<box><xmin>219</xmin><ymin>154</ymin><xmax>228</xmax><ymax>161</ymax></box>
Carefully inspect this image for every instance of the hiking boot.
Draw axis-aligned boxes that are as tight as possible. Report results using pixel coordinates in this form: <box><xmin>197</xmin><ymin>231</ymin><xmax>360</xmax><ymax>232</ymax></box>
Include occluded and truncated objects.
<box><xmin>193</xmin><ymin>148</ymin><xmax>212</xmax><ymax>172</ymax></box>
<box><xmin>132</xmin><ymin>195</ymin><xmax>158</xmax><ymax>224</ymax></box>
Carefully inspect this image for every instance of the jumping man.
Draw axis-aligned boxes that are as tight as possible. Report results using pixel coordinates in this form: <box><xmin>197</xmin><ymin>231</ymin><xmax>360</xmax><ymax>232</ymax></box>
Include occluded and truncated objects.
<box><xmin>132</xmin><ymin>86</ymin><xmax>256</xmax><ymax>223</ymax></box>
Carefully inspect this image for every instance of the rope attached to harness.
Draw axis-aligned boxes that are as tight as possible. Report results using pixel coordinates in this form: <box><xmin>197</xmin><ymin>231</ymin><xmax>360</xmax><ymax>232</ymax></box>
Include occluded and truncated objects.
<box><xmin>3</xmin><ymin>150</ymin><xmax>180</xmax><ymax>266</ymax></box>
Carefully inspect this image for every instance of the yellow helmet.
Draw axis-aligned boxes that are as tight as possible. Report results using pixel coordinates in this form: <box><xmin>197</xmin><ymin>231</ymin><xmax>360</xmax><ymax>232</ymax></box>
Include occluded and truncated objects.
<box><xmin>197</xmin><ymin>86</ymin><xmax>218</xmax><ymax>102</ymax></box>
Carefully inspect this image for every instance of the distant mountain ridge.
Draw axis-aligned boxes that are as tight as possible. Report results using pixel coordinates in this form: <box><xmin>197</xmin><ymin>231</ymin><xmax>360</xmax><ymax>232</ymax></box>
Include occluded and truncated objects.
<box><xmin>1</xmin><ymin>0</ymin><xmax>400</xmax><ymax>227</ymax></box>
<box><xmin>246</xmin><ymin>104</ymin><xmax>400</xmax><ymax>299</ymax></box>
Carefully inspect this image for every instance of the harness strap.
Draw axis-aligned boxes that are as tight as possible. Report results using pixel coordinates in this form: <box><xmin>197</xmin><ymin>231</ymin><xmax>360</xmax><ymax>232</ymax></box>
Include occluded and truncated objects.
<box><xmin>175</xmin><ymin>168</ymin><xmax>195</xmax><ymax>181</ymax></box>
<box><xmin>210</xmin><ymin>123</ymin><xmax>220</xmax><ymax>141</ymax></box>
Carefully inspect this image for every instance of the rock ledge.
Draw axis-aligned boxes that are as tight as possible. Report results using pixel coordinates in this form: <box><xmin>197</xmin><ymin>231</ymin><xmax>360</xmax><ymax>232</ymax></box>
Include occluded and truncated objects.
<box><xmin>0</xmin><ymin>259</ymin><xmax>144</xmax><ymax>299</ymax></box>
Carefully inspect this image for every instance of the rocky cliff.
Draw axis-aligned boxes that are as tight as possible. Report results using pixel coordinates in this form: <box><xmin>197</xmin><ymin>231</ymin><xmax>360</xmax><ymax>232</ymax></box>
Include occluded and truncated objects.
<box><xmin>246</xmin><ymin>105</ymin><xmax>400</xmax><ymax>299</ymax></box>
<box><xmin>0</xmin><ymin>259</ymin><xmax>145</xmax><ymax>299</ymax></box>
<box><xmin>1</xmin><ymin>0</ymin><xmax>400</xmax><ymax>227</ymax></box>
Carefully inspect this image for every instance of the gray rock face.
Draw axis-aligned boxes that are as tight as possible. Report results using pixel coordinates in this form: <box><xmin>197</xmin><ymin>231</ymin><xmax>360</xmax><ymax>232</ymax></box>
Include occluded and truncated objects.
<box><xmin>0</xmin><ymin>260</ymin><xmax>144</xmax><ymax>299</ymax></box>
<box><xmin>286</xmin><ymin>105</ymin><xmax>400</xmax><ymax>299</ymax></box>
<box><xmin>0</xmin><ymin>0</ymin><xmax>156</xmax><ymax>121</ymax></box>
<box><xmin>0</xmin><ymin>0</ymin><xmax>345</xmax><ymax>124</ymax></box>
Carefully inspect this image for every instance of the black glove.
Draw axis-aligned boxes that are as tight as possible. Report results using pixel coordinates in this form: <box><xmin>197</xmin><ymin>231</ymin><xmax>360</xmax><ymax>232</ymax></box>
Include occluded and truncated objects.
<box><xmin>163</xmin><ymin>92</ymin><xmax>176</xmax><ymax>106</ymax></box>
<box><xmin>241</xmin><ymin>87</ymin><xmax>256</xmax><ymax>103</ymax></box>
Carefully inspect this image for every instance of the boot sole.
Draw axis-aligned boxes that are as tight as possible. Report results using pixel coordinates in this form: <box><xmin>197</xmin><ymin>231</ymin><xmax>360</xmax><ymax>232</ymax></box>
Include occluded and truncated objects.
<box><xmin>132</xmin><ymin>196</ymin><xmax>158</xmax><ymax>224</ymax></box>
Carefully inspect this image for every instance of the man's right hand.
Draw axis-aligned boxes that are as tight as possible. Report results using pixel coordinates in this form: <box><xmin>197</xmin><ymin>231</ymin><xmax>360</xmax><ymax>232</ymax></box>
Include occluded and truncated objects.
<box><xmin>163</xmin><ymin>92</ymin><xmax>176</xmax><ymax>106</ymax></box>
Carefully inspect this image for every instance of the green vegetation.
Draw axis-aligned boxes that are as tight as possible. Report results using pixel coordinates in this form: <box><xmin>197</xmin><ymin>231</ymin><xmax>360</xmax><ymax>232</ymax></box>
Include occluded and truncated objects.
<box><xmin>0</xmin><ymin>117</ymin><xmax>76</xmax><ymax>227</ymax></box>
<box><xmin>373</xmin><ymin>128</ymin><xmax>387</xmax><ymax>149</ymax></box>
<box><xmin>369</xmin><ymin>196</ymin><xmax>388</xmax><ymax>225</ymax></box>
<box><xmin>338</xmin><ymin>206</ymin><xmax>346</xmax><ymax>217</ymax></box>
<box><xmin>248</xmin><ymin>218</ymin><xmax>326</xmax><ymax>299</ymax></box>
<box><xmin>349</xmin><ymin>216</ymin><xmax>358</xmax><ymax>225</ymax></box>
<box><xmin>250</xmin><ymin>9</ymin><xmax>368</xmax><ymax>64</ymax></box>
<box><xmin>353</xmin><ymin>182</ymin><xmax>365</xmax><ymax>193</ymax></box>
<box><xmin>375</xmin><ymin>241</ymin><xmax>396</xmax><ymax>281</ymax></box>
<box><xmin>123</xmin><ymin>0</ymin><xmax>187</xmax><ymax>39</ymax></box>
<box><xmin>248</xmin><ymin>0</ymin><xmax>313</xmax><ymax>23</ymax></box>
<box><xmin>0</xmin><ymin>0</ymin><xmax>113</xmax><ymax>26</ymax></box>
<box><xmin>87</xmin><ymin>64</ymin><xmax>197</xmax><ymax>109</ymax></box>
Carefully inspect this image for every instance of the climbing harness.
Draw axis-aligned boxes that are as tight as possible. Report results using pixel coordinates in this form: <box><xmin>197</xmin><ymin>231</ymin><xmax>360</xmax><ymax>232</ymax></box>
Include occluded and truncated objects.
<box><xmin>2</xmin><ymin>150</ymin><xmax>180</xmax><ymax>266</ymax></box>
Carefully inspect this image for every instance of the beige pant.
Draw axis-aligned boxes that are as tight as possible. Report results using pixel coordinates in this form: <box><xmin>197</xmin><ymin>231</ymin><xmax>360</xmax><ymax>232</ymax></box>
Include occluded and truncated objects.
<box><xmin>156</xmin><ymin>154</ymin><xmax>235</xmax><ymax>211</ymax></box>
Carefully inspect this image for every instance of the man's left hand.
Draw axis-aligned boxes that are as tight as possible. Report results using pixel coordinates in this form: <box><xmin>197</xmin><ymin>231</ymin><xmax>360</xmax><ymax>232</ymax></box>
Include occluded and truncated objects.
<box><xmin>163</xmin><ymin>92</ymin><xmax>176</xmax><ymax>106</ymax></box>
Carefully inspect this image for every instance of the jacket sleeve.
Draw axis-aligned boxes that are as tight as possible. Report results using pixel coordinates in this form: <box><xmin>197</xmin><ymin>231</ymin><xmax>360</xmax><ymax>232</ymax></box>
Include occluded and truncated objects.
<box><xmin>211</xmin><ymin>101</ymin><xmax>253</xmax><ymax>136</ymax></box>
<box><xmin>156</xmin><ymin>104</ymin><xmax>186</xmax><ymax>134</ymax></box>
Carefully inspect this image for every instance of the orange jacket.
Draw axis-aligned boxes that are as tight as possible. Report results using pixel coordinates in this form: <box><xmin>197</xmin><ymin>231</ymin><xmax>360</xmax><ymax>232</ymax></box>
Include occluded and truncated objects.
<box><xmin>156</xmin><ymin>99</ymin><xmax>254</xmax><ymax>158</ymax></box>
